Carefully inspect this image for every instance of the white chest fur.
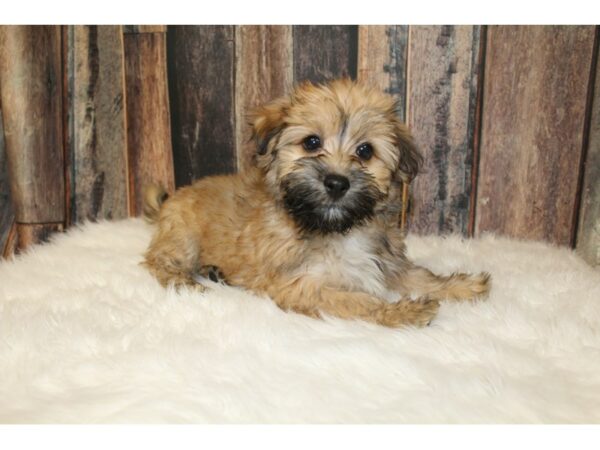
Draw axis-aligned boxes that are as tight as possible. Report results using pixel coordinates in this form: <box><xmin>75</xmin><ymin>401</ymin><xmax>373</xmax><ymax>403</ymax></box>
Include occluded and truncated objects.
<box><xmin>299</xmin><ymin>229</ymin><xmax>392</xmax><ymax>299</ymax></box>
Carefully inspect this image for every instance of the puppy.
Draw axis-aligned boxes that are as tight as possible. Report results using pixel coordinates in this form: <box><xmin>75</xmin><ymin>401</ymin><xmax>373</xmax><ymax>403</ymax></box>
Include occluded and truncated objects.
<box><xmin>143</xmin><ymin>79</ymin><xmax>490</xmax><ymax>327</ymax></box>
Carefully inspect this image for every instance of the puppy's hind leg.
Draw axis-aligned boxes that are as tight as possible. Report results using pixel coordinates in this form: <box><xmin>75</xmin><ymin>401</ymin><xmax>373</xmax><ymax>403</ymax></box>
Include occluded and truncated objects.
<box><xmin>143</xmin><ymin>230</ymin><xmax>207</xmax><ymax>292</ymax></box>
<box><xmin>142</xmin><ymin>184</ymin><xmax>210</xmax><ymax>291</ymax></box>
<box><xmin>395</xmin><ymin>265</ymin><xmax>491</xmax><ymax>302</ymax></box>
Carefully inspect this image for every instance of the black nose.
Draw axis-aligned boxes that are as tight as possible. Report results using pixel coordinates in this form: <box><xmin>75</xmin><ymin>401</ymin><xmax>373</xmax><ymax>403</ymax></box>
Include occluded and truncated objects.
<box><xmin>323</xmin><ymin>174</ymin><xmax>350</xmax><ymax>199</ymax></box>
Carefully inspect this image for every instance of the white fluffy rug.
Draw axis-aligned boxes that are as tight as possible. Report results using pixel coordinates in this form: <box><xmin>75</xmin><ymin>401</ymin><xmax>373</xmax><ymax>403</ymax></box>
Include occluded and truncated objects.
<box><xmin>1</xmin><ymin>219</ymin><xmax>599</xmax><ymax>423</ymax></box>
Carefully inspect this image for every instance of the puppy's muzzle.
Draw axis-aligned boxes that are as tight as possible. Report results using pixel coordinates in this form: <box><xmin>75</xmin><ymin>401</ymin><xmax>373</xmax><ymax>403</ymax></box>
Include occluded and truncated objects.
<box><xmin>323</xmin><ymin>173</ymin><xmax>350</xmax><ymax>200</ymax></box>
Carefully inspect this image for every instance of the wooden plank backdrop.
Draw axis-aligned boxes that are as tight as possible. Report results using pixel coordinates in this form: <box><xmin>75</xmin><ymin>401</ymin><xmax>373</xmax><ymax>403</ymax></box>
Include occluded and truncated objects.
<box><xmin>357</xmin><ymin>26</ymin><xmax>408</xmax><ymax>121</ymax></box>
<box><xmin>124</xmin><ymin>28</ymin><xmax>175</xmax><ymax>216</ymax></box>
<box><xmin>407</xmin><ymin>25</ymin><xmax>482</xmax><ymax>235</ymax></box>
<box><xmin>0</xmin><ymin>109</ymin><xmax>16</xmax><ymax>256</ymax></box>
<box><xmin>68</xmin><ymin>25</ymin><xmax>129</xmax><ymax>223</ymax></box>
<box><xmin>235</xmin><ymin>26</ymin><xmax>293</xmax><ymax>171</ymax></box>
<box><xmin>0</xmin><ymin>26</ymin><xmax>65</xmax><ymax>252</ymax></box>
<box><xmin>167</xmin><ymin>26</ymin><xmax>237</xmax><ymax>184</ymax></box>
<box><xmin>475</xmin><ymin>26</ymin><xmax>596</xmax><ymax>246</ymax></box>
<box><xmin>1</xmin><ymin>25</ymin><xmax>599</xmax><ymax>267</ymax></box>
<box><xmin>576</xmin><ymin>30</ymin><xmax>600</xmax><ymax>266</ymax></box>
<box><xmin>294</xmin><ymin>26</ymin><xmax>358</xmax><ymax>83</ymax></box>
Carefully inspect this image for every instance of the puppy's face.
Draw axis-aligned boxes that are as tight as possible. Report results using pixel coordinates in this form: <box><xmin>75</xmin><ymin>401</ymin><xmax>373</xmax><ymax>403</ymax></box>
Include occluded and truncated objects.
<box><xmin>250</xmin><ymin>79</ymin><xmax>421</xmax><ymax>234</ymax></box>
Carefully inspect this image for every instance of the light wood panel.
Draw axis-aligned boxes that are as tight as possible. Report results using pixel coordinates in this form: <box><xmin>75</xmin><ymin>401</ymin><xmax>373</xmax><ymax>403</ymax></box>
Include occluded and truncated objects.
<box><xmin>235</xmin><ymin>26</ymin><xmax>293</xmax><ymax>171</ymax></box>
<box><xmin>406</xmin><ymin>25</ymin><xmax>482</xmax><ymax>235</ymax></box>
<box><xmin>358</xmin><ymin>25</ymin><xmax>409</xmax><ymax>121</ymax></box>
<box><xmin>576</xmin><ymin>29</ymin><xmax>600</xmax><ymax>266</ymax></box>
<box><xmin>0</xmin><ymin>107</ymin><xmax>15</xmax><ymax>257</ymax></box>
<box><xmin>124</xmin><ymin>30</ymin><xmax>174</xmax><ymax>215</ymax></box>
<box><xmin>476</xmin><ymin>26</ymin><xmax>596</xmax><ymax>246</ymax></box>
<box><xmin>69</xmin><ymin>25</ymin><xmax>129</xmax><ymax>222</ymax></box>
<box><xmin>0</xmin><ymin>26</ymin><xmax>65</xmax><ymax>224</ymax></box>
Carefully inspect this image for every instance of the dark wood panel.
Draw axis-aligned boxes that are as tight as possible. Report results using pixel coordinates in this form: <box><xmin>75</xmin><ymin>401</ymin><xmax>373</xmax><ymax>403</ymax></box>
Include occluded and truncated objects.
<box><xmin>476</xmin><ymin>26</ymin><xmax>596</xmax><ymax>246</ymax></box>
<box><xmin>70</xmin><ymin>25</ymin><xmax>129</xmax><ymax>222</ymax></box>
<box><xmin>357</xmin><ymin>25</ymin><xmax>408</xmax><ymax>122</ymax></box>
<box><xmin>0</xmin><ymin>107</ymin><xmax>15</xmax><ymax>256</ymax></box>
<box><xmin>407</xmin><ymin>25</ymin><xmax>482</xmax><ymax>235</ymax></box>
<box><xmin>63</xmin><ymin>25</ymin><xmax>72</xmax><ymax>227</ymax></box>
<box><xmin>167</xmin><ymin>25</ymin><xmax>236</xmax><ymax>185</ymax></box>
<box><xmin>293</xmin><ymin>25</ymin><xmax>358</xmax><ymax>83</ymax></box>
<box><xmin>235</xmin><ymin>25</ymin><xmax>293</xmax><ymax>171</ymax></box>
<box><xmin>576</xmin><ymin>28</ymin><xmax>600</xmax><ymax>266</ymax></box>
<box><xmin>0</xmin><ymin>26</ymin><xmax>65</xmax><ymax>223</ymax></box>
<box><xmin>124</xmin><ymin>31</ymin><xmax>174</xmax><ymax>215</ymax></box>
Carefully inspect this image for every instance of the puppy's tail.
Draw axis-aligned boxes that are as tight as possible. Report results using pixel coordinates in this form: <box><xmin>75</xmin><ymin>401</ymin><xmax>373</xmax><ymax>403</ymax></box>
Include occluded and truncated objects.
<box><xmin>142</xmin><ymin>184</ymin><xmax>169</xmax><ymax>224</ymax></box>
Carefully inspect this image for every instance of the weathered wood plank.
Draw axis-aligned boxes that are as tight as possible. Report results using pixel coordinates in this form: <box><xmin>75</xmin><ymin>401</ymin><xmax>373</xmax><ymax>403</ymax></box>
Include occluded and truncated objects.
<box><xmin>467</xmin><ymin>26</ymin><xmax>487</xmax><ymax>238</ymax></box>
<box><xmin>293</xmin><ymin>25</ymin><xmax>358</xmax><ymax>83</ymax></box>
<box><xmin>167</xmin><ymin>26</ymin><xmax>236</xmax><ymax>185</ymax></box>
<box><xmin>69</xmin><ymin>25</ymin><xmax>129</xmax><ymax>222</ymax></box>
<box><xmin>0</xmin><ymin>26</ymin><xmax>65</xmax><ymax>224</ymax></box>
<box><xmin>16</xmin><ymin>223</ymin><xmax>64</xmax><ymax>251</ymax></box>
<box><xmin>576</xmin><ymin>28</ymin><xmax>600</xmax><ymax>266</ymax></box>
<box><xmin>2</xmin><ymin>223</ymin><xmax>17</xmax><ymax>259</ymax></box>
<box><xmin>357</xmin><ymin>25</ymin><xmax>408</xmax><ymax>121</ymax></box>
<box><xmin>124</xmin><ymin>31</ymin><xmax>174</xmax><ymax>216</ymax></box>
<box><xmin>62</xmin><ymin>25</ymin><xmax>72</xmax><ymax>227</ymax></box>
<box><xmin>123</xmin><ymin>26</ymin><xmax>167</xmax><ymax>34</ymax></box>
<box><xmin>476</xmin><ymin>26</ymin><xmax>596</xmax><ymax>246</ymax></box>
<box><xmin>406</xmin><ymin>25</ymin><xmax>482</xmax><ymax>235</ymax></box>
<box><xmin>0</xmin><ymin>107</ymin><xmax>16</xmax><ymax>257</ymax></box>
<box><xmin>357</xmin><ymin>25</ymin><xmax>410</xmax><ymax>230</ymax></box>
<box><xmin>235</xmin><ymin>25</ymin><xmax>293</xmax><ymax>171</ymax></box>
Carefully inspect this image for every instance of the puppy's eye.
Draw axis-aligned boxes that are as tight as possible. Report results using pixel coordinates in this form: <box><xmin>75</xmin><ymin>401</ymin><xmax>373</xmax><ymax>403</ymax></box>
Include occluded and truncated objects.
<box><xmin>356</xmin><ymin>143</ymin><xmax>374</xmax><ymax>161</ymax></box>
<box><xmin>302</xmin><ymin>135</ymin><xmax>321</xmax><ymax>151</ymax></box>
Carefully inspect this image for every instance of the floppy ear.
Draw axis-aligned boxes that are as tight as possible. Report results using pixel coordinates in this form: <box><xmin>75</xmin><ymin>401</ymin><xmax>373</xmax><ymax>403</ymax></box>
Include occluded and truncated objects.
<box><xmin>248</xmin><ymin>96</ymin><xmax>290</xmax><ymax>158</ymax></box>
<box><xmin>395</xmin><ymin>121</ymin><xmax>422</xmax><ymax>183</ymax></box>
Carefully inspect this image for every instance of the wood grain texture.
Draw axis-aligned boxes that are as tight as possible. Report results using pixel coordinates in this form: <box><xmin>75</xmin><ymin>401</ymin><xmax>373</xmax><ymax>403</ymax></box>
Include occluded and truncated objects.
<box><xmin>16</xmin><ymin>223</ymin><xmax>63</xmax><ymax>251</ymax></box>
<box><xmin>124</xmin><ymin>31</ymin><xmax>174</xmax><ymax>216</ymax></box>
<box><xmin>476</xmin><ymin>26</ymin><xmax>596</xmax><ymax>246</ymax></box>
<box><xmin>293</xmin><ymin>25</ymin><xmax>358</xmax><ymax>83</ymax></box>
<box><xmin>235</xmin><ymin>25</ymin><xmax>293</xmax><ymax>171</ymax></box>
<box><xmin>167</xmin><ymin>26</ymin><xmax>236</xmax><ymax>185</ymax></box>
<box><xmin>407</xmin><ymin>25</ymin><xmax>482</xmax><ymax>235</ymax></box>
<box><xmin>467</xmin><ymin>26</ymin><xmax>487</xmax><ymax>238</ymax></box>
<box><xmin>576</xmin><ymin>29</ymin><xmax>600</xmax><ymax>266</ymax></box>
<box><xmin>0</xmin><ymin>26</ymin><xmax>65</xmax><ymax>223</ymax></box>
<box><xmin>69</xmin><ymin>25</ymin><xmax>129</xmax><ymax>222</ymax></box>
<box><xmin>357</xmin><ymin>25</ymin><xmax>410</xmax><ymax>230</ymax></box>
<box><xmin>123</xmin><ymin>26</ymin><xmax>167</xmax><ymax>34</ymax></box>
<box><xmin>357</xmin><ymin>25</ymin><xmax>408</xmax><ymax>121</ymax></box>
<box><xmin>62</xmin><ymin>25</ymin><xmax>72</xmax><ymax>227</ymax></box>
<box><xmin>2</xmin><ymin>223</ymin><xmax>17</xmax><ymax>259</ymax></box>
<box><xmin>0</xmin><ymin>108</ymin><xmax>16</xmax><ymax>257</ymax></box>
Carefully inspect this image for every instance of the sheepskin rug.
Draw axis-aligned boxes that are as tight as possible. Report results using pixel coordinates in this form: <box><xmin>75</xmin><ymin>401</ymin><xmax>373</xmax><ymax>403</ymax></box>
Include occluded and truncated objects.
<box><xmin>1</xmin><ymin>219</ymin><xmax>599</xmax><ymax>423</ymax></box>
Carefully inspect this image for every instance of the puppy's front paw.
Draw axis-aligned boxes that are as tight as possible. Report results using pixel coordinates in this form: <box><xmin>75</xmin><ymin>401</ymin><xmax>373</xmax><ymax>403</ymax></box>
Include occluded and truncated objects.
<box><xmin>470</xmin><ymin>271</ymin><xmax>491</xmax><ymax>299</ymax></box>
<box><xmin>378</xmin><ymin>298</ymin><xmax>440</xmax><ymax>328</ymax></box>
<box><xmin>197</xmin><ymin>265</ymin><xmax>227</xmax><ymax>284</ymax></box>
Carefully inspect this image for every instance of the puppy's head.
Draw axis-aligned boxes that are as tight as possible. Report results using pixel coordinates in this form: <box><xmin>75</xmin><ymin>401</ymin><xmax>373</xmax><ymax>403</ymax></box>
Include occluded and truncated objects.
<box><xmin>249</xmin><ymin>79</ymin><xmax>421</xmax><ymax>234</ymax></box>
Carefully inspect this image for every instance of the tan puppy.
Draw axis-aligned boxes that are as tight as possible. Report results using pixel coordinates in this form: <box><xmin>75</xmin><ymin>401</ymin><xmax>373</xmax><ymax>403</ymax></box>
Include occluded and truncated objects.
<box><xmin>143</xmin><ymin>79</ymin><xmax>490</xmax><ymax>327</ymax></box>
